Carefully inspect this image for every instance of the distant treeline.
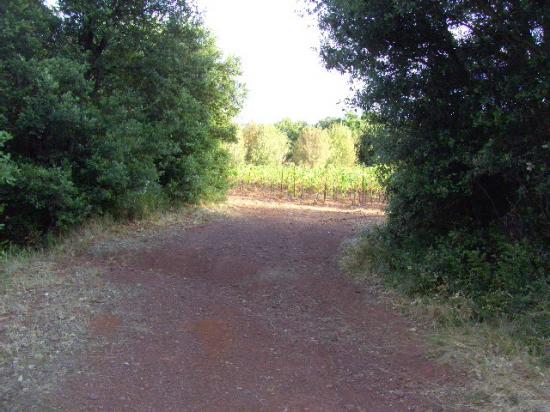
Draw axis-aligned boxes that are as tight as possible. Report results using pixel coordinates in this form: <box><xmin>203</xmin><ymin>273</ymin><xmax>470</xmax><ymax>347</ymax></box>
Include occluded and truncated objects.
<box><xmin>226</xmin><ymin>114</ymin><xmax>383</xmax><ymax>168</ymax></box>
<box><xmin>0</xmin><ymin>0</ymin><xmax>243</xmax><ymax>244</ymax></box>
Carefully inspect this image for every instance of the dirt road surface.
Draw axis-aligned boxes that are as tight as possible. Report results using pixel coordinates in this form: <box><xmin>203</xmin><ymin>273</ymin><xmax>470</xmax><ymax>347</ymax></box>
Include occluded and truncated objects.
<box><xmin>52</xmin><ymin>196</ymin><xmax>459</xmax><ymax>411</ymax></box>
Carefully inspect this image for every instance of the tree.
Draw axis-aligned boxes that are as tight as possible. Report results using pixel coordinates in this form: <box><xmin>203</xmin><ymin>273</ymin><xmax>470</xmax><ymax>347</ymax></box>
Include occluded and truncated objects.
<box><xmin>242</xmin><ymin>124</ymin><xmax>289</xmax><ymax>165</ymax></box>
<box><xmin>327</xmin><ymin>124</ymin><xmax>356</xmax><ymax>167</ymax></box>
<box><xmin>0</xmin><ymin>0</ymin><xmax>244</xmax><ymax>242</ymax></box>
<box><xmin>311</xmin><ymin>0</ymin><xmax>550</xmax><ymax>319</ymax></box>
<box><xmin>274</xmin><ymin>118</ymin><xmax>308</xmax><ymax>155</ymax></box>
<box><xmin>225</xmin><ymin>127</ymin><xmax>247</xmax><ymax>165</ymax></box>
<box><xmin>293</xmin><ymin>127</ymin><xmax>331</xmax><ymax>167</ymax></box>
<box><xmin>312</xmin><ymin>0</ymin><xmax>550</xmax><ymax>234</ymax></box>
<box><xmin>315</xmin><ymin>117</ymin><xmax>341</xmax><ymax>130</ymax></box>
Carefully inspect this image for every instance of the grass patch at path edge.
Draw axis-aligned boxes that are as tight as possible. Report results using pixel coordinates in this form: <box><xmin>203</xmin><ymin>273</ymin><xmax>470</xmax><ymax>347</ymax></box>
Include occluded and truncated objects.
<box><xmin>341</xmin><ymin>235</ymin><xmax>550</xmax><ymax>412</ymax></box>
<box><xmin>0</xmin><ymin>203</ymin><xmax>221</xmax><ymax>409</ymax></box>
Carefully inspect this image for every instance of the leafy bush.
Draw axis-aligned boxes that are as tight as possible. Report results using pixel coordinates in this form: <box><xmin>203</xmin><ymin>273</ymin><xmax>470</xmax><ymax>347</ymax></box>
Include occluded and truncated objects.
<box><xmin>0</xmin><ymin>0</ymin><xmax>243</xmax><ymax>244</ymax></box>
<box><xmin>242</xmin><ymin>124</ymin><xmax>289</xmax><ymax>165</ymax></box>
<box><xmin>83</xmin><ymin>128</ymin><xmax>164</xmax><ymax>220</ymax></box>
<box><xmin>1</xmin><ymin>164</ymin><xmax>89</xmax><ymax>243</ymax></box>
<box><xmin>164</xmin><ymin>144</ymin><xmax>230</xmax><ymax>203</ymax></box>
<box><xmin>312</xmin><ymin>1</ymin><xmax>550</xmax><ymax>322</ymax></box>
<box><xmin>0</xmin><ymin>133</ymin><xmax>14</xmax><ymax>182</ymax></box>
<box><xmin>293</xmin><ymin>127</ymin><xmax>331</xmax><ymax>167</ymax></box>
<box><xmin>0</xmin><ymin>132</ymin><xmax>15</xmax><ymax>232</ymax></box>
<box><xmin>313</xmin><ymin>0</ymin><xmax>550</xmax><ymax>240</ymax></box>
<box><xmin>327</xmin><ymin>124</ymin><xmax>356</xmax><ymax>167</ymax></box>
<box><xmin>355</xmin><ymin>226</ymin><xmax>549</xmax><ymax>352</ymax></box>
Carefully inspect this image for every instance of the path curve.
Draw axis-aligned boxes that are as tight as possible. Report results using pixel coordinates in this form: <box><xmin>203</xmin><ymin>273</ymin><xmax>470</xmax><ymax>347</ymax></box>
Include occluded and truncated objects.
<box><xmin>53</xmin><ymin>196</ymin><xmax>456</xmax><ymax>411</ymax></box>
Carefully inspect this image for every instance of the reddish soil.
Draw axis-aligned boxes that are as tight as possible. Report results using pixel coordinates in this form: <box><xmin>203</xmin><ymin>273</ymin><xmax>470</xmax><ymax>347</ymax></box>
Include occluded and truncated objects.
<box><xmin>53</xmin><ymin>196</ymin><xmax>460</xmax><ymax>411</ymax></box>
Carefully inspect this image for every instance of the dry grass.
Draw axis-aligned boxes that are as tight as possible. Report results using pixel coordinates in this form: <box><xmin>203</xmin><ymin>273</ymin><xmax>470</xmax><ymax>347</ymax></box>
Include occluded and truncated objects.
<box><xmin>341</xmin><ymin>236</ymin><xmax>550</xmax><ymax>412</ymax></box>
<box><xmin>0</xmin><ymin>257</ymin><xmax>123</xmax><ymax>409</ymax></box>
<box><xmin>0</xmin><ymin>203</ymin><xmax>219</xmax><ymax>410</ymax></box>
<box><xmin>49</xmin><ymin>204</ymin><xmax>212</xmax><ymax>258</ymax></box>
<box><xmin>430</xmin><ymin>321</ymin><xmax>549</xmax><ymax>411</ymax></box>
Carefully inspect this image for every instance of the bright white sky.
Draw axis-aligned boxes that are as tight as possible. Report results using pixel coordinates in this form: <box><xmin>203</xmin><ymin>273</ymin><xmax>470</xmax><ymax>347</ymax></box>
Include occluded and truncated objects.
<box><xmin>196</xmin><ymin>0</ymin><xmax>353</xmax><ymax>124</ymax></box>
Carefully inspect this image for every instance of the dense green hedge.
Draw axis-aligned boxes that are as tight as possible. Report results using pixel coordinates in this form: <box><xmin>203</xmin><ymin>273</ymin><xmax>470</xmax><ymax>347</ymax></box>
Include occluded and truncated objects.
<box><xmin>0</xmin><ymin>0</ymin><xmax>243</xmax><ymax>244</ymax></box>
<box><xmin>312</xmin><ymin>0</ymin><xmax>549</xmax><ymax>349</ymax></box>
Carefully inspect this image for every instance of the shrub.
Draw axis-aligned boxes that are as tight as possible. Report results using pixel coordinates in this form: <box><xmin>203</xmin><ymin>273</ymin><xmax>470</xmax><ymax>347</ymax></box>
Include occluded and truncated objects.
<box><xmin>243</xmin><ymin>124</ymin><xmax>289</xmax><ymax>165</ymax></box>
<box><xmin>0</xmin><ymin>163</ymin><xmax>89</xmax><ymax>243</ymax></box>
<box><xmin>0</xmin><ymin>0</ymin><xmax>243</xmax><ymax>244</ymax></box>
<box><xmin>0</xmin><ymin>133</ymin><xmax>14</xmax><ymax>182</ymax></box>
<box><xmin>327</xmin><ymin>124</ymin><xmax>356</xmax><ymax>167</ymax></box>
<box><xmin>293</xmin><ymin>127</ymin><xmax>331</xmax><ymax>167</ymax></box>
<box><xmin>0</xmin><ymin>132</ymin><xmax>15</xmax><ymax>232</ymax></box>
<box><xmin>83</xmin><ymin>130</ymin><xmax>164</xmax><ymax>220</ymax></box>
<box><xmin>274</xmin><ymin>118</ymin><xmax>308</xmax><ymax>153</ymax></box>
<box><xmin>313</xmin><ymin>0</ymin><xmax>550</xmax><ymax>350</ymax></box>
<box><xmin>164</xmin><ymin>144</ymin><xmax>230</xmax><ymax>204</ymax></box>
<box><xmin>355</xmin><ymin>226</ymin><xmax>549</xmax><ymax>353</ymax></box>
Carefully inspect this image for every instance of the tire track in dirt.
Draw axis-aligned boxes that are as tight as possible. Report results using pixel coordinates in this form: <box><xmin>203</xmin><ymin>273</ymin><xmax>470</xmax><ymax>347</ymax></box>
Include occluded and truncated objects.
<box><xmin>52</xmin><ymin>197</ymin><xmax>460</xmax><ymax>411</ymax></box>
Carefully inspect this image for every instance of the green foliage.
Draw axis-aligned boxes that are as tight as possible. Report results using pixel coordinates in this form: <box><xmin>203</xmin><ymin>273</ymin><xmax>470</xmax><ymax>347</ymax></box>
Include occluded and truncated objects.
<box><xmin>312</xmin><ymin>0</ymin><xmax>550</xmax><ymax>343</ymax></box>
<box><xmin>293</xmin><ymin>127</ymin><xmax>331</xmax><ymax>167</ymax></box>
<box><xmin>224</xmin><ymin>128</ymin><xmax>247</xmax><ymax>165</ymax></box>
<box><xmin>83</xmin><ymin>128</ymin><xmax>164</xmax><ymax>219</ymax></box>
<box><xmin>355</xmin><ymin>115</ymin><xmax>387</xmax><ymax>166</ymax></box>
<box><xmin>0</xmin><ymin>132</ymin><xmax>15</xmax><ymax>185</ymax></box>
<box><xmin>327</xmin><ymin>124</ymin><xmax>357</xmax><ymax>167</ymax></box>
<box><xmin>1</xmin><ymin>163</ymin><xmax>89</xmax><ymax>243</ymax></box>
<box><xmin>231</xmin><ymin>163</ymin><xmax>381</xmax><ymax>196</ymax></box>
<box><xmin>355</xmin><ymin>227</ymin><xmax>549</xmax><ymax>354</ymax></box>
<box><xmin>0</xmin><ymin>0</ymin><xmax>243</xmax><ymax>243</ymax></box>
<box><xmin>274</xmin><ymin>118</ymin><xmax>308</xmax><ymax>147</ymax></box>
<box><xmin>242</xmin><ymin>124</ymin><xmax>290</xmax><ymax>165</ymax></box>
<box><xmin>0</xmin><ymin>132</ymin><xmax>15</xmax><ymax>232</ymax></box>
<box><xmin>313</xmin><ymin>0</ymin><xmax>550</xmax><ymax>237</ymax></box>
<box><xmin>164</xmin><ymin>142</ymin><xmax>231</xmax><ymax>203</ymax></box>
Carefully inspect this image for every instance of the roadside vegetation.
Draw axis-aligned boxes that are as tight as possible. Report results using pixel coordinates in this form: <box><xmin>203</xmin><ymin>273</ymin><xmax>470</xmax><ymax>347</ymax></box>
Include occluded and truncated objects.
<box><xmin>0</xmin><ymin>0</ymin><xmax>243</xmax><ymax>246</ymax></box>
<box><xmin>342</xmin><ymin>239</ymin><xmax>549</xmax><ymax>410</ymax></box>
<box><xmin>0</xmin><ymin>2</ymin><xmax>241</xmax><ymax>403</ymax></box>
<box><xmin>310</xmin><ymin>0</ymin><xmax>549</xmax><ymax>407</ymax></box>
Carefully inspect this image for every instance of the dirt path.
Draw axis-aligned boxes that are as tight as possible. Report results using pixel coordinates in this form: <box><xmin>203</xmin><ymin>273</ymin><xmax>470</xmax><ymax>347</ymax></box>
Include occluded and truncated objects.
<box><xmin>52</xmin><ymin>197</ymin><xmax>458</xmax><ymax>411</ymax></box>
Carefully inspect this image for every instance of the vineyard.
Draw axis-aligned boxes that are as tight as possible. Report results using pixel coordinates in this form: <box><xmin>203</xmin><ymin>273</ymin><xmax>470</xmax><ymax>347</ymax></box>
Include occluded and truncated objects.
<box><xmin>230</xmin><ymin>164</ymin><xmax>385</xmax><ymax>204</ymax></box>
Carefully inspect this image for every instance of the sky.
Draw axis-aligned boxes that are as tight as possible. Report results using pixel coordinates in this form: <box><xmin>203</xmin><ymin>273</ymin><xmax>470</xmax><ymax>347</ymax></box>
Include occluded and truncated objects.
<box><xmin>196</xmin><ymin>0</ymin><xmax>353</xmax><ymax>124</ymax></box>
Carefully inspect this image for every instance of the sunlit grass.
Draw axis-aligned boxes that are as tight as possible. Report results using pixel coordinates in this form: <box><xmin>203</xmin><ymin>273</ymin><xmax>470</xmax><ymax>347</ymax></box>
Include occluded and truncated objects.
<box><xmin>229</xmin><ymin>164</ymin><xmax>383</xmax><ymax>200</ymax></box>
